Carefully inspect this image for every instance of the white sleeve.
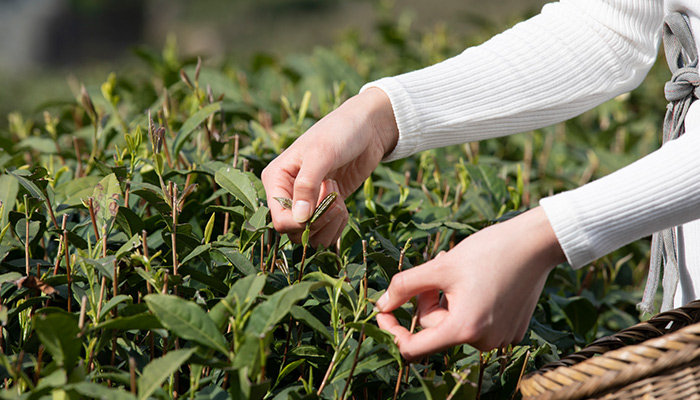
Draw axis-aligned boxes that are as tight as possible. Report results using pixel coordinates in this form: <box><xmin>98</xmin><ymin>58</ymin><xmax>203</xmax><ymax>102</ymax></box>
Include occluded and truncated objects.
<box><xmin>362</xmin><ymin>0</ymin><xmax>663</xmax><ymax>161</ymax></box>
<box><xmin>540</xmin><ymin>127</ymin><xmax>700</xmax><ymax>268</ymax></box>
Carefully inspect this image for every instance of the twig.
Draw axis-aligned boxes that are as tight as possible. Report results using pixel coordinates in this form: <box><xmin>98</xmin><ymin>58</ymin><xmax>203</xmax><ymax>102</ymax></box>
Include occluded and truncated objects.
<box><xmin>53</xmin><ymin>215</ymin><xmax>68</xmax><ymax>275</ymax></box>
<box><xmin>88</xmin><ymin>198</ymin><xmax>100</xmax><ymax>243</ymax></box>
<box><xmin>340</xmin><ymin>325</ymin><xmax>365</xmax><ymax>400</ymax></box>
<box><xmin>63</xmin><ymin>230</ymin><xmax>72</xmax><ymax>312</ymax></box>
<box><xmin>129</xmin><ymin>357</ymin><xmax>137</xmax><ymax>394</ymax></box>
<box><xmin>171</xmin><ymin>182</ymin><xmax>179</xmax><ymax>295</ymax></box>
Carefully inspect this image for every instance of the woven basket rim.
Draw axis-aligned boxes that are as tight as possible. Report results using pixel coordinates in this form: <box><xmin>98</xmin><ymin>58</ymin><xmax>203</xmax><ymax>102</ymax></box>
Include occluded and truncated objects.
<box><xmin>520</xmin><ymin>299</ymin><xmax>700</xmax><ymax>400</ymax></box>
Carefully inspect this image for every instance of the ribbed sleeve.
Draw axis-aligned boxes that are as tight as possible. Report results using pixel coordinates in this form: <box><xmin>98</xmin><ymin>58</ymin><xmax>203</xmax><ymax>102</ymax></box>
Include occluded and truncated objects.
<box><xmin>362</xmin><ymin>0</ymin><xmax>663</xmax><ymax>161</ymax></box>
<box><xmin>541</xmin><ymin>127</ymin><xmax>700</xmax><ymax>268</ymax></box>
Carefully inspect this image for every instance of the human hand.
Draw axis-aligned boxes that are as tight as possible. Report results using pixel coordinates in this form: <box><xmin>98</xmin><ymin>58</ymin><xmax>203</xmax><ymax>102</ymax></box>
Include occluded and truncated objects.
<box><xmin>262</xmin><ymin>87</ymin><xmax>398</xmax><ymax>248</ymax></box>
<box><xmin>375</xmin><ymin>207</ymin><xmax>566</xmax><ymax>360</ymax></box>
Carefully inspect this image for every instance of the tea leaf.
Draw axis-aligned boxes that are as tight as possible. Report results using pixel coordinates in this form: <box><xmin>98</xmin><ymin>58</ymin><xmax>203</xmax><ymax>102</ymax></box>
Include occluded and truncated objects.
<box><xmin>145</xmin><ymin>294</ymin><xmax>229</xmax><ymax>355</ymax></box>
<box><xmin>69</xmin><ymin>382</ymin><xmax>136</xmax><ymax>400</ymax></box>
<box><xmin>209</xmin><ymin>274</ymin><xmax>266</xmax><ymax>329</ymax></box>
<box><xmin>245</xmin><ymin>281</ymin><xmax>328</xmax><ymax>336</ymax></box>
<box><xmin>215</xmin><ymin>167</ymin><xmax>258</xmax><ymax>212</ymax></box>
<box><xmin>115</xmin><ymin>206</ymin><xmax>145</xmax><ymax>239</ymax></box>
<box><xmin>273</xmin><ymin>197</ymin><xmax>292</xmax><ymax>210</ymax></box>
<box><xmin>137</xmin><ymin>348</ymin><xmax>196</xmax><ymax>400</ymax></box>
<box><xmin>0</xmin><ymin>174</ymin><xmax>18</xmax><ymax>228</ymax></box>
<box><xmin>92</xmin><ymin>173</ymin><xmax>122</xmax><ymax>230</ymax></box>
<box><xmin>33</xmin><ymin>312</ymin><xmax>81</xmax><ymax>371</ymax></box>
<box><xmin>173</xmin><ymin>102</ymin><xmax>221</xmax><ymax>155</ymax></box>
<box><xmin>310</xmin><ymin>191</ymin><xmax>338</xmax><ymax>224</ymax></box>
<box><xmin>290</xmin><ymin>305</ymin><xmax>333</xmax><ymax>343</ymax></box>
<box><xmin>93</xmin><ymin>314</ymin><xmax>163</xmax><ymax>331</ymax></box>
<box><xmin>214</xmin><ymin>247</ymin><xmax>258</xmax><ymax>276</ymax></box>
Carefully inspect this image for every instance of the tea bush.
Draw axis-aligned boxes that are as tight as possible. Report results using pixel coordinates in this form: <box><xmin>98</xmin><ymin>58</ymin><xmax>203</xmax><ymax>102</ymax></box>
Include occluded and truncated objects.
<box><xmin>0</xmin><ymin>11</ymin><xmax>667</xmax><ymax>400</ymax></box>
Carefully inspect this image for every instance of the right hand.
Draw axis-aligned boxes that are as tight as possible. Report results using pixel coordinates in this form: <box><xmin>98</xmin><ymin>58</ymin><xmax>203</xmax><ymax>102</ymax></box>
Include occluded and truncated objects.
<box><xmin>261</xmin><ymin>87</ymin><xmax>398</xmax><ymax>248</ymax></box>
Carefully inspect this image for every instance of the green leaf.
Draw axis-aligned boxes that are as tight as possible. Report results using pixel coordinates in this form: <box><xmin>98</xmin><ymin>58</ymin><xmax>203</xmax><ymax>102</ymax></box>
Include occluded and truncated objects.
<box><xmin>214</xmin><ymin>247</ymin><xmax>258</xmax><ymax>276</ymax></box>
<box><xmin>92</xmin><ymin>173</ymin><xmax>122</xmax><ymax>230</ymax></box>
<box><xmin>0</xmin><ymin>174</ymin><xmax>18</xmax><ymax>228</ymax></box>
<box><xmin>99</xmin><ymin>294</ymin><xmax>133</xmax><ymax>320</ymax></box>
<box><xmin>180</xmin><ymin>243</ymin><xmax>212</xmax><ymax>266</ymax></box>
<box><xmin>7</xmin><ymin>169</ymin><xmax>43</xmax><ymax>199</ymax></box>
<box><xmin>137</xmin><ymin>348</ymin><xmax>196</xmax><ymax>400</ymax></box>
<box><xmin>289</xmin><ymin>305</ymin><xmax>333</xmax><ymax>343</ymax></box>
<box><xmin>215</xmin><ymin>167</ymin><xmax>258</xmax><ymax>212</ymax></box>
<box><xmin>115</xmin><ymin>206</ymin><xmax>145</xmax><ymax>238</ymax></box>
<box><xmin>346</xmin><ymin>322</ymin><xmax>401</xmax><ymax>364</ymax></box>
<box><xmin>275</xmin><ymin>359</ymin><xmax>305</xmax><ymax>387</ymax></box>
<box><xmin>116</xmin><ymin>233</ymin><xmax>142</xmax><ymax>260</ymax></box>
<box><xmin>245</xmin><ymin>281</ymin><xmax>328</xmax><ymax>336</ymax></box>
<box><xmin>15</xmin><ymin>218</ymin><xmax>40</xmax><ymax>245</ymax></box>
<box><xmin>33</xmin><ymin>312</ymin><xmax>81</xmax><ymax>371</ymax></box>
<box><xmin>93</xmin><ymin>314</ymin><xmax>163</xmax><ymax>331</ymax></box>
<box><xmin>209</xmin><ymin>274</ymin><xmax>266</xmax><ymax>329</ymax></box>
<box><xmin>173</xmin><ymin>102</ymin><xmax>221</xmax><ymax>155</ymax></box>
<box><xmin>145</xmin><ymin>294</ymin><xmax>229</xmax><ymax>355</ymax></box>
<box><xmin>301</xmin><ymin>228</ymin><xmax>310</xmax><ymax>247</ymax></box>
<box><xmin>0</xmin><ymin>272</ymin><xmax>22</xmax><ymax>286</ymax></box>
<box><xmin>68</xmin><ymin>382</ymin><xmax>136</xmax><ymax>400</ymax></box>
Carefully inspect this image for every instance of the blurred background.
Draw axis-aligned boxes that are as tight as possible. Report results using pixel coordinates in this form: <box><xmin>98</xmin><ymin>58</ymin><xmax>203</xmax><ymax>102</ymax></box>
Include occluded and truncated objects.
<box><xmin>0</xmin><ymin>0</ymin><xmax>547</xmax><ymax>118</ymax></box>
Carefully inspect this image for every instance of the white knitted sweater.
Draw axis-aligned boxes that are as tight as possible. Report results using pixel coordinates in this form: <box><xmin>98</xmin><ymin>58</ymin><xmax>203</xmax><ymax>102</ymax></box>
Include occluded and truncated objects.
<box><xmin>363</xmin><ymin>0</ymin><xmax>700</xmax><ymax>308</ymax></box>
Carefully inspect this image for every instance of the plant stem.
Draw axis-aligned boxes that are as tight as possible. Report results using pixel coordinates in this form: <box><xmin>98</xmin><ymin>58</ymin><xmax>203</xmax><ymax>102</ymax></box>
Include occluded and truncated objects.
<box><xmin>171</xmin><ymin>182</ymin><xmax>179</xmax><ymax>296</ymax></box>
<box><xmin>63</xmin><ymin>230</ymin><xmax>72</xmax><ymax>312</ymax></box>
<box><xmin>129</xmin><ymin>357</ymin><xmax>137</xmax><ymax>394</ymax></box>
<box><xmin>53</xmin><ymin>215</ymin><xmax>68</xmax><ymax>275</ymax></box>
<box><xmin>73</xmin><ymin>137</ymin><xmax>83</xmax><ymax>178</ymax></box>
<box><xmin>88</xmin><ymin>198</ymin><xmax>100</xmax><ymax>243</ymax></box>
<box><xmin>142</xmin><ymin>230</ymin><xmax>152</xmax><ymax>294</ymax></box>
<box><xmin>318</xmin><ymin>328</ymin><xmax>355</xmax><ymax>395</ymax></box>
<box><xmin>340</xmin><ymin>325</ymin><xmax>365</xmax><ymax>400</ymax></box>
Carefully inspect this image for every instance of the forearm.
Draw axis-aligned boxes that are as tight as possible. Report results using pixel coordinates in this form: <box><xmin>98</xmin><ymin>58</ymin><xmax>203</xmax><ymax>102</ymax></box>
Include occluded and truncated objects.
<box><xmin>363</xmin><ymin>0</ymin><xmax>663</xmax><ymax>161</ymax></box>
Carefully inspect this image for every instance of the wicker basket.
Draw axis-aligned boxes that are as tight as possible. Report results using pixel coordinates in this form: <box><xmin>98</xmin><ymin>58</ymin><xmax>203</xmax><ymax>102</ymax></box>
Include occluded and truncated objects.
<box><xmin>520</xmin><ymin>300</ymin><xmax>700</xmax><ymax>400</ymax></box>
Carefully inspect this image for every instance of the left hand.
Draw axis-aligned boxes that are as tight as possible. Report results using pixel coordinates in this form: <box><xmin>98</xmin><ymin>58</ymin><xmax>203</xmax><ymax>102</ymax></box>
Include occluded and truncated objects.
<box><xmin>375</xmin><ymin>207</ymin><xmax>566</xmax><ymax>360</ymax></box>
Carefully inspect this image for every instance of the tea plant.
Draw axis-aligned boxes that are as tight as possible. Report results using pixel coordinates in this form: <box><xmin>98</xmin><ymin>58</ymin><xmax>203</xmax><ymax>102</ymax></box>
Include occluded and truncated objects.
<box><xmin>0</xmin><ymin>10</ymin><xmax>664</xmax><ymax>400</ymax></box>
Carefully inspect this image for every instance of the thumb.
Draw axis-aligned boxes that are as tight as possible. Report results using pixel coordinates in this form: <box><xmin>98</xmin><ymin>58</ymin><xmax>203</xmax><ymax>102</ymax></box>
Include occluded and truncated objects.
<box><xmin>292</xmin><ymin>159</ymin><xmax>332</xmax><ymax>223</ymax></box>
<box><xmin>375</xmin><ymin>263</ymin><xmax>443</xmax><ymax>312</ymax></box>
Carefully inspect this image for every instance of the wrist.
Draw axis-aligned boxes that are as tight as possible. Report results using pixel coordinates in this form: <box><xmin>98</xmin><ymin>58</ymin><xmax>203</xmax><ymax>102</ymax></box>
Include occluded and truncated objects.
<box><xmin>512</xmin><ymin>207</ymin><xmax>567</xmax><ymax>273</ymax></box>
<box><xmin>359</xmin><ymin>87</ymin><xmax>399</xmax><ymax>158</ymax></box>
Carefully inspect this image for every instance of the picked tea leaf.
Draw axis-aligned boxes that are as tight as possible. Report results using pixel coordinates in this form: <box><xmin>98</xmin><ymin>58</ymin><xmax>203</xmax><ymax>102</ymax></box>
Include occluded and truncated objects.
<box><xmin>310</xmin><ymin>191</ymin><xmax>338</xmax><ymax>224</ymax></box>
<box><xmin>274</xmin><ymin>196</ymin><xmax>293</xmax><ymax>210</ymax></box>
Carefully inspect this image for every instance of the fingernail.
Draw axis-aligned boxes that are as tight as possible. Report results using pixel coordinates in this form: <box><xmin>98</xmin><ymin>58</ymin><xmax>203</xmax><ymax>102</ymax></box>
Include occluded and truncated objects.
<box><xmin>292</xmin><ymin>200</ymin><xmax>311</xmax><ymax>223</ymax></box>
<box><xmin>376</xmin><ymin>292</ymin><xmax>390</xmax><ymax>311</ymax></box>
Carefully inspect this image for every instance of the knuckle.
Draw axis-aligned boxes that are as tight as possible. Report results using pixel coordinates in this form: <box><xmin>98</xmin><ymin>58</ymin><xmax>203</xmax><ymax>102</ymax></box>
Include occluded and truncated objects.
<box><xmin>294</xmin><ymin>176</ymin><xmax>318</xmax><ymax>194</ymax></box>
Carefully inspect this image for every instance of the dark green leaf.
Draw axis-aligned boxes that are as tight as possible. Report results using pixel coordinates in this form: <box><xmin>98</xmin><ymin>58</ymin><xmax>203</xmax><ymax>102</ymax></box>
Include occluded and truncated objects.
<box><xmin>137</xmin><ymin>348</ymin><xmax>196</xmax><ymax>400</ymax></box>
<box><xmin>116</xmin><ymin>206</ymin><xmax>145</xmax><ymax>238</ymax></box>
<box><xmin>245</xmin><ymin>281</ymin><xmax>328</xmax><ymax>336</ymax></box>
<box><xmin>33</xmin><ymin>312</ymin><xmax>81</xmax><ymax>371</ymax></box>
<box><xmin>290</xmin><ymin>305</ymin><xmax>333</xmax><ymax>343</ymax></box>
<box><xmin>173</xmin><ymin>102</ymin><xmax>221</xmax><ymax>155</ymax></box>
<box><xmin>215</xmin><ymin>167</ymin><xmax>258</xmax><ymax>212</ymax></box>
<box><xmin>145</xmin><ymin>294</ymin><xmax>229</xmax><ymax>355</ymax></box>
<box><xmin>93</xmin><ymin>314</ymin><xmax>162</xmax><ymax>331</ymax></box>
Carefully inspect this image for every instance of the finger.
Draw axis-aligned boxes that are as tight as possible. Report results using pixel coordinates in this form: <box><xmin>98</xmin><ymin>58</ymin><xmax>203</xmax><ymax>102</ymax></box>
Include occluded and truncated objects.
<box><xmin>262</xmin><ymin>160</ymin><xmax>306</xmax><ymax>233</ymax></box>
<box><xmin>375</xmin><ymin>262</ymin><xmax>444</xmax><ymax>312</ymax></box>
<box><xmin>416</xmin><ymin>290</ymin><xmax>448</xmax><ymax>329</ymax></box>
<box><xmin>377</xmin><ymin>312</ymin><xmax>458</xmax><ymax>361</ymax></box>
<box><xmin>310</xmin><ymin>206</ymin><xmax>346</xmax><ymax>248</ymax></box>
<box><xmin>292</xmin><ymin>154</ymin><xmax>334</xmax><ymax>224</ymax></box>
